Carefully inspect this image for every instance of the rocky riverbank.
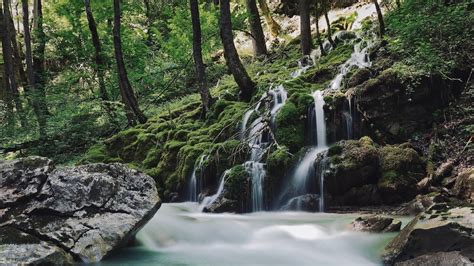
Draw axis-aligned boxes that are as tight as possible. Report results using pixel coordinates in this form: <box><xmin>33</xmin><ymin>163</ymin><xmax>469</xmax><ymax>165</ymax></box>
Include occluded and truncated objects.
<box><xmin>0</xmin><ymin>157</ymin><xmax>161</xmax><ymax>264</ymax></box>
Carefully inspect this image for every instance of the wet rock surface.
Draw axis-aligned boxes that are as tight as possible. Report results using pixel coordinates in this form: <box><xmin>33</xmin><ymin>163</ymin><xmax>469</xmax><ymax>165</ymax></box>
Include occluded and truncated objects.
<box><xmin>0</xmin><ymin>157</ymin><xmax>161</xmax><ymax>263</ymax></box>
<box><xmin>382</xmin><ymin>205</ymin><xmax>474</xmax><ymax>265</ymax></box>
<box><xmin>280</xmin><ymin>194</ymin><xmax>320</xmax><ymax>212</ymax></box>
<box><xmin>351</xmin><ymin>215</ymin><xmax>402</xmax><ymax>233</ymax></box>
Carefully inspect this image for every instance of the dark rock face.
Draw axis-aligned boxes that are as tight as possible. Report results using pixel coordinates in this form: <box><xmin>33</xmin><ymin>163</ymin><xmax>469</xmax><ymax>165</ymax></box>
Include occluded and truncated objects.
<box><xmin>382</xmin><ymin>206</ymin><xmax>474</xmax><ymax>265</ymax></box>
<box><xmin>351</xmin><ymin>215</ymin><xmax>402</xmax><ymax>233</ymax></box>
<box><xmin>280</xmin><ymin>194</ymin><xmax>320</xmax><ymax>212</ymax></box>
<box><xmin>354</xmin><ymin>70</ymin><xmax>463</xmax><ymax>143</ymax></box>
<box><xmin>394</xmin><ymin>251</ymin><xmax>472</xmax><ymax>266</ymax></box>
<box><xmin>0</xmin><ymin>157</ymin><xmax>161</xmax><ymax>263</ymax></box>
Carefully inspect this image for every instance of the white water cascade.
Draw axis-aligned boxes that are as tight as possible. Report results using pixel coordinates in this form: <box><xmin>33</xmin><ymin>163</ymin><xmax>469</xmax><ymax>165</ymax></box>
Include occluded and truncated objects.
<box><xmin>290</xmin><ymin>55</ymin><xmax>314</xmax><ymax>78</ymax></box>
<box><xmin>288</xmin><ymin>90</ymin><xmax>328</xmax><ymax>211</ymax></box>
<box><xmin>199</xmin><ymin>170</ymin><xmax>229</xmax><ymax>210</ymax></box>
<box><xmin>110</xmin><ymin>202</ymin><xmax>398</xmax><ymax>265</ymax></box>
<box><xmin>244</xmin><ymin>85</ymin><xmax>288</xmax><ymax>212</ymax></box>
<box><xmin>329</xmin><ymin>40</ymin><xmax>372</xmax><ymax>91</ymax></box>
<box><xmin>188</xmin><ymin>155</ymin><xmax>208</xmax><ymax>202</ymax></box>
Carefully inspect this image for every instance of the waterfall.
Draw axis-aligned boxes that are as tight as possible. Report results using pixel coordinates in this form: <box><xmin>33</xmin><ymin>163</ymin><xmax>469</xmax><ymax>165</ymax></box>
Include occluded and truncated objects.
<box><xmin>290</xmin><ymin>55</ymin><xmax>314</xmax><ymax>78</ymax></box>
<box><xmin>200</xmin><ymin>170</ymin><xmax>229</xmax><ymax>210</ymax></box>
<box><xmin>329</xmin><ymin>41</ymin><xmax>371</xmax><ymax>91</ymax></box>
<box><xmin>329</xmin><ymin>37</ymin><xmax>373</xmax><ymax>141</ymax></box>
<box><xmin>286</xmin><ymin>90</ymin><xmax>328</xmax><ymax>212</ymax></box>
<box><xmin>313</xmin><ymin>91</ymin><xmax>327</xmax><ymax>147</ymax></box>
<box><xmin>342</xmin><ymin>94</ymin><xmax>354</xmax><ymax>140</ymax></box>
<box><xmin>244</xmin><ymin>86</ymin><xmax>288</xmax><ymax>212</ymax></box>
<box><xmin>189</xmin><ymin>155</ymin><xmax>208</xmax><ymax>202</ymax></box>
<box><xmin>240</xmin><ymin>110</ymin><xmax>255</xmax><ymax>140</ymax></box>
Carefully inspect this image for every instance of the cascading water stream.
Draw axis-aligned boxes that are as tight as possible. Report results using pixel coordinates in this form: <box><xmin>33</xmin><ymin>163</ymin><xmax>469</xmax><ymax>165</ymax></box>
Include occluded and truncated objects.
<box><xmin>188</xmin><ymin>155</ymin><xmax>208</xmax><ymax>202</ymax></box>
<box><xmin>244</xmin><ymin>85</ymin><xmax>288</xmax><ymax>212</ymax></box>
<box><xmin>287</xmin><ymin>90</ymin><xmax>328</xmax><ymax>211</ymax></box>
<box><xmin>199</xmin><ymin>170</ymin><xmax>229</xmax><ymax>210</ymax></box>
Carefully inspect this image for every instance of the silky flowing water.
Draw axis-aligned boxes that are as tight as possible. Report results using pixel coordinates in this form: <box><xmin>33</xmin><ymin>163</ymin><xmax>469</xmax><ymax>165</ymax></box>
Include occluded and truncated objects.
<box><xmin>101</xmin><ymin>203</ymin><xmax>397</xmax><ymax>265</ymax></box>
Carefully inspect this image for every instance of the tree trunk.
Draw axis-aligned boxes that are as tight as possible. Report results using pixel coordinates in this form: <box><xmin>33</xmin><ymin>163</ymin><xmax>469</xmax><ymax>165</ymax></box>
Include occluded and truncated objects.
<box><xmin>315</xmin><ymin>14</ymin><xmax>325</xmax><ymax>55</ymax></box>
<box><xmin>373</xmin><ymin>0</ymin><xmax>385</xmax><ymax>37</ymax></box>
<box><xmin>219</xmin><ymin>0</ymin><xmax>256</xmax><ymax>102</ymax></box>
<box><xmin>2</xmin><ymin>1</ymin><xmax>26</xmax><ymax>128</ymax></box>
<box><xmin>8</xmin><ymin>15</ymin><xmax>28</xmax><ymax>88</ymax></box>
<box><xmin>299</xmin><ymin>0</ymin><xmax>312</xmax><ymax>56</ymax></box>
<box><xmin>257</xmin><ymin>0</ymin><xmax>280</xmax><ymax>38</ymax></box>
<box><xmin>1</xmin><ymin>6</ymin><xmax>15</xmax><ymax>127</ymax></box>
<box><xmin>324</xmin><ymin>12</ymin><xmax>335</xmax><ymax>47</ymax></box>
<box><xmin>113</xmin><ymin>0</ymin><xmax>147</xmax><ymax>125</ymax></box>
<box><xmin>246</xmin><ymin>0</ymin><xmax>267</xmax><ymax>57</ymax></box>
<box><xmin>190</xmin><ymin>0</ymin><xmax>213</xmax><ymax>115</ymax></box>
<box><xmin>22</xmin><ymin>0</ymin><xmax>46</xmax><ymax>138</ymax></box>
<box><xmin>84</xmin><ymin>0</ymin><xmax>109</xmax><ymax>101</ymax></box>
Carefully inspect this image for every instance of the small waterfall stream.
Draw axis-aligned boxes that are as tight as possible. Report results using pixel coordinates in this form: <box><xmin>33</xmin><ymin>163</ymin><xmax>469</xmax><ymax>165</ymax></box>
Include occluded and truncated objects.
<box><xmin>287</xmin><ymin>90</ymin><xmax>328</xmax><ymax>211</ymax></box>
<box><xmin>188</xmin><ymin>155</ymin><xmax>208</xmax><ymax>202</ymax></box>
<box><xmin>283</xmin><ymin>36</ymin><xmax>374</xmax><ymax>212</ymax></box>
<box><xmin>244</xmin><ymin>85</ymin><xmax>288</xmax><ymax>212</ymax></box>
<box><xmin>199</xmin><ymin>170</ymin><xmax>229</xmax><ymax>210</ymax></box>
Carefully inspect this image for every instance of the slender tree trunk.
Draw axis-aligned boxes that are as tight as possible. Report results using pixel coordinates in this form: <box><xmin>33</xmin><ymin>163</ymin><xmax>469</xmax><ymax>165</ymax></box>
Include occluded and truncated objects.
<box><xmin>1</xmin><ymin>6</ymin><xmax>15</xmax><ymax>127</ymax></box>
<box><xmin>190</xmin><ymin>0</ymin><xmax>213</xmax><ymax>115</ymax></box>
<box><xmin>143</xmin><ymin>0</ymin><xmax>154</xmax><ymax>46</ymax></box>
<box><xmin>8</xmin><ymin>15</ymin><xmax>28</xmax><ymax>88</ymax></box>
<box><xmin>2</xmin><ymin>1</ymin><xmax>26</xmax><ymax>128</ymax></box>
<box><xmin>315</xmin><ymin>14</ymin><xmax>325</xmax><ymax>55</ymax></box>
<box><xmin>246</xmin><ymin>0</ymin><xmax>267</xmax><ymax>57</ymax></box>
<box><xmin>324</xmin><ymin>12</ymin><xmax>335</xmax><ymax>47</ymax></box>
<box><xmin>219</xmin><ymin>0</ymin><xmax>256</xmax><ymax>102</ymax></box>
<box><xmin>113</xmin><ymin>0</ymin><xmax>147</xmax><ymax>125</ymax></box>
<box><xmin>299</xmin><ymin>0</ymin><xmax>312</xmax><ymax>56</ymax></box>
<box><xmin>32</xmin><ymin>0</ymin><xmax>49</xmax><ymax>139</ymax></box>
<box><xmin>22</xmin><ymin>0</ymin><xmax>45</xmax><ymax>137</ymax></box>
<box><xmin>373</xmin><ymin>0</ymin><xmax>385</xmax><ymax>37</ymax></box>
<box><xmin>84</xmin><ymin>0</ymin><xmax>109</xmax><ymax>101</ymax></box>
<box><xmin>257</xmin><ymin>0</ymin><xmax>280</xmax><ymax>37</ymax></box>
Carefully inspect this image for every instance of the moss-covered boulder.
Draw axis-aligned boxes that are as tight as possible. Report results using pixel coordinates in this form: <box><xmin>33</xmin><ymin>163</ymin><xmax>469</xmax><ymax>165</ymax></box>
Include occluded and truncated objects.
<box><xmin>266</xmin><ymin>147</ymin><xmax>294</xmax><ymax>207</ymax></box>
<box><xmin>378</xmin><ymin>144</ymin><xmax>426</xmax><ymax>204</ymax></box>
<box><xmin>275</xmin><ymin>102</ymin><xmax>305</xmax><ymax>153</ymax></box>
<box><xmin>325</xmin><ymin>137</ymin><xmax>380</xmax><ymax>197</ymax></box>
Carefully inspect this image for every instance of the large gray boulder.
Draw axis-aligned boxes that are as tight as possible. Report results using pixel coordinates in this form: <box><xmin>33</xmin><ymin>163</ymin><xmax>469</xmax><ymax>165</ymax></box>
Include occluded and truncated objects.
<box><xmin>0</xmin><ymin>157</ymin><xmax>161</xmax><ymax>263</ymax></box>
<box><xmin>382</xmin><ymin>205</ymin><xmax>474</xmax><ymax>265</ymax></box>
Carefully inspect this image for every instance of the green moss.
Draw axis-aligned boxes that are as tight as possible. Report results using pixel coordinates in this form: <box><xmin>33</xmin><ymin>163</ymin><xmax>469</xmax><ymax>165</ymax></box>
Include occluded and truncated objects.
<box><xmin>377</xmin><ymin>144</ymin><xmax>426</xmax><ymax>198</ymax></box>
<box><xmin>327</xmin><ymin>144</ymin><xmax>343</xmax><ymax>156</ymax></box>
<box><xmin>275</xmin><ymin>102</ymin><xmax>305</xmax><ymax>153</ymax></box>
<box><xmin>80</xmin><ymin>144</ymin><xmax>120</xmax><ymax>164</ymax></box>
<box><xmin>267</xmin><ymin>147</ymin><xmax>292</xmax><ymax>171</ymax></box>
<box><xmin>225</xmin><ymin>165</ymin><xmax>250</xmax><ymax>200</ymax></box>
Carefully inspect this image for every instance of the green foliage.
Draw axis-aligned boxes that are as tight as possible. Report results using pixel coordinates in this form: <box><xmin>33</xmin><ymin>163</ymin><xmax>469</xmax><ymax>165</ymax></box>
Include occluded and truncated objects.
<box><xmin>386</xmin><ymin>0</ymin><xmax>473</xmax><ymax>75</ymax></box>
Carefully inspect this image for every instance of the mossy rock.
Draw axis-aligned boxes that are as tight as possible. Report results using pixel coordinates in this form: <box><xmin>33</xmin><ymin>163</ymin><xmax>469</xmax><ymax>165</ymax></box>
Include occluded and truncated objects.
<box><xmin>378</xmin><ymin>144</ymin><xmax>426</xmax><ymax>204</ymax></box>
<box><xmin>325</xmin><ymin>137</ymin><xmax>379</xmax><ymax>196</ymax></box>
<box><xmin>275</xmin><ymin>102</ymin><xmax>305</xmax><ymax>153</ymax></box>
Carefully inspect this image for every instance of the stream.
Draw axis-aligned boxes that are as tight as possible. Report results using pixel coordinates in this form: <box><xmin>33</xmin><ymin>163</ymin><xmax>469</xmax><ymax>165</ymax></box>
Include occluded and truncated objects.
<box><xmin>102</xmin><ymin>203</ymin><xmax>398</xmax><ymax>265</ymax></box>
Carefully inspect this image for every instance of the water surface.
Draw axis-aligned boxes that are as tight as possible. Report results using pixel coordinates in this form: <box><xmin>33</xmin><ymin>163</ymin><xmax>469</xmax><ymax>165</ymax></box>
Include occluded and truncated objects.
<box><xmin>102</xmin><ymin>203</ymin><xmax>396</xmax><ymax>265</ymax></box>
